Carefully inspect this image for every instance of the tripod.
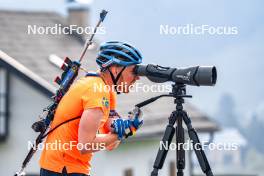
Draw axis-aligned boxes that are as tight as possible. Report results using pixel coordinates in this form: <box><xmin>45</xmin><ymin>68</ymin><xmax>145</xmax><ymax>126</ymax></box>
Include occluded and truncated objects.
<box><xmin>136</xmin><ymin>84</ymin><xmax>214</xmax><ymax>176</ymax></box>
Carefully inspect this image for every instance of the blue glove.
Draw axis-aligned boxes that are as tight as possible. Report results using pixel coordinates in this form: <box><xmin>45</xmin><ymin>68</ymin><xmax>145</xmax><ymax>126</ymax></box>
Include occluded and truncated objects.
<box><xmin>111</xmin><ymin>107</ymin><xmax>143</xmax><ymax>140</ymax></box>
<box><xmin>111</xmin><ymin>118</ymin><xmax>134</xmax><ymax>140</ymax></box>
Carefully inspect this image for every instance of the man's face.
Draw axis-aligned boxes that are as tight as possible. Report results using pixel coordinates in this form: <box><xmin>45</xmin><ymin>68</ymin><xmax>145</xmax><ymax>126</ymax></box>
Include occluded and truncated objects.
<box><xmin>115</xmin><ymin>65</ymin><xmax>140</xmax><ymax>93</ymax></box>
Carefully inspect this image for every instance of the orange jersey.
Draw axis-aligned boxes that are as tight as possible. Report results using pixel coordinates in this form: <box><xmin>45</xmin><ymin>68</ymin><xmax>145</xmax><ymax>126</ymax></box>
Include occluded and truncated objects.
<box><xmin>39</xmin><ymin>75</ymin><xmax>116</xmax><ymax>175</ymax></box>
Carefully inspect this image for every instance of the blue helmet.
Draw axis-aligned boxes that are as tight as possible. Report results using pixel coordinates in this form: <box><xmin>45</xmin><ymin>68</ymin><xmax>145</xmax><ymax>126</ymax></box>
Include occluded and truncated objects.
<box><xmin>96</xmin><ymin>41</ymin><xmax>142</xmax><ymax>70</ymax></box>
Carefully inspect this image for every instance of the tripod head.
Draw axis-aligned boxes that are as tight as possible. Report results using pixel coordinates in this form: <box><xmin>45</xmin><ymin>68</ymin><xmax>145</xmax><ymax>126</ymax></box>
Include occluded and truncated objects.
<box><xmin>135</xmin><ymin>83</ymin><xmax>192</xmax><ymax>109</ymax></box>
<box><xmin>170</xmin><ymin>84</ymin><xmax>192</xmax><ymax>99</ymax></box>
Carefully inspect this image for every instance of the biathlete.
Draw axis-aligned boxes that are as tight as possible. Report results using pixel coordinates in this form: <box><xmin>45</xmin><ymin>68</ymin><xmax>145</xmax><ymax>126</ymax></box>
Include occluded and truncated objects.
<box><xmin>39</xmin><ymin>41</ymin><xmax>144</xmax><ymax>176</ymax></box>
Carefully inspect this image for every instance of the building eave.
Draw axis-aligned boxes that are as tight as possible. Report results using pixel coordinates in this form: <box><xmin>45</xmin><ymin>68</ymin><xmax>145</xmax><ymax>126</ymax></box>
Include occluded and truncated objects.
<box><xmin>0</xmin><ymin>50</ymin><xmax>56</xmax><ymax>97</ymax></box>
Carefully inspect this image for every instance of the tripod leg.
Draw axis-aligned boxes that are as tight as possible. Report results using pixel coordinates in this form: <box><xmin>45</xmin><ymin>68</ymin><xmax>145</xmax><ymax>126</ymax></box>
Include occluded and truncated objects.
<box><xmin>176</xmin><ymin>115</ymin><xmax>185</xmax><ymax>176</ymax></box>
<box><xmin>182</xmin><ymin>111</ymin><xmax>214</xmax><ymax>176</ymax></box>
<box><xmin>151</xmin><ymin>112</ymin><xmax>177</xmax><ymax>176</ymax></box>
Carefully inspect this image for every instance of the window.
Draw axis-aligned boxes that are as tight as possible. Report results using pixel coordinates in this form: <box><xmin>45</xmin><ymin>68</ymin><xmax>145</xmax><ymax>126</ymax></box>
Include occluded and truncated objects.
<box><xmin>223</xmin><ymin>153</ymin><xmax>233</xmax><ymax>165</ymax></box>
<box><xmin>124</xmin><ymin>168</ymin><xmax>133</xmax><ymax>176</ymax></box>
<box><xmin>169</xmin><ymin>161</ymin><xmax>176</xmax><ymax>176</ymax></box>
<box><xmin>0</xmin><ymin>67</ymin><xmax>9</xmax><ymax>141</ymax></box>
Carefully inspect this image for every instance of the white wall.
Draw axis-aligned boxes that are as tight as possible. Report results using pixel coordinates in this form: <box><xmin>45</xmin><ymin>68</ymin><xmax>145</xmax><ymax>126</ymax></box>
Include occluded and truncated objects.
<box><xmin>91</xmin><ymin>138</ymin><xmax>191</xmax><ymax>176</ymax></box>
<box><xmin>0</xmin><ymin>74</ymin><xmax>51</xmax><ymax>175</ymax></box>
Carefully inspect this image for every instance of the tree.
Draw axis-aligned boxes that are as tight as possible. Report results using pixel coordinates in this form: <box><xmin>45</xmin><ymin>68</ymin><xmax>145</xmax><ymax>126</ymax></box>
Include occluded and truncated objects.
<box><xmin>215</xmin><ymin>93</ymin><xmax>238</xmax><ymax>128</ymax></box>
<box><xmin>245</xmin><ymin>113</ymin><xmax>264</xmax><ymax>153</ymax></box>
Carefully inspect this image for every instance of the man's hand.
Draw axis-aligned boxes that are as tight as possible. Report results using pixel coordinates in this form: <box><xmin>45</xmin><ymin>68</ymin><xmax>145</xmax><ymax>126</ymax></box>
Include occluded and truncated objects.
<box><xmin>111</xmin><ymin>107</ymin><xmax>143</xmax><ymax>140</ymax></box>
<box><xmin>128</xmin><ymin>107</ymin><xmax>143</xmax><ymax>129</ymax></box>
<box><xmin>111</xmin><ymin>118</ymin><xmax>133</xmax><ymax>140</ymax></box>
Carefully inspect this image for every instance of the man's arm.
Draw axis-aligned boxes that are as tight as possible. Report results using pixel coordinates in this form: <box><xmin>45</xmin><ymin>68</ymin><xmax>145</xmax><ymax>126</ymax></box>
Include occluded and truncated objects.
<box><xmin>105</xmin><ymin>140</ymin><xmax>121</xmax><ymax>151</ymax></box>
<box><xmin>78</xmin><ymin>108</ymin><xmax>119</xmax><ymax>154</ymax></box>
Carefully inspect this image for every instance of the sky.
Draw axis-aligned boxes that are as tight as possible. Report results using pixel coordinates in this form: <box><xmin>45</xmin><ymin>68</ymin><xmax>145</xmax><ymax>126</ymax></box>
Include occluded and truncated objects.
<box><xmin>0</xmin><ymin>0</ymin><xmax>263</xmax><ymax>123</ymax></box>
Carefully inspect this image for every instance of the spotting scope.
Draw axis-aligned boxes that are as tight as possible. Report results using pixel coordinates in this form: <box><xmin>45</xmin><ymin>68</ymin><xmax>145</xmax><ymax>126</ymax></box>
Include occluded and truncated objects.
<box><xmin>134</xmin><ymin>64</ymin><xmax>217</xmax><ymax>86</ymax></box>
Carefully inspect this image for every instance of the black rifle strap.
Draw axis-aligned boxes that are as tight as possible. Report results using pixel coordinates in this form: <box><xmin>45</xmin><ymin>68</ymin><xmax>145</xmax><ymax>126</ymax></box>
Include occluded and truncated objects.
<box><xmin>41</xmin><ymin>116</ymin><xmax>81</xmax><ymax>139</ymax></box>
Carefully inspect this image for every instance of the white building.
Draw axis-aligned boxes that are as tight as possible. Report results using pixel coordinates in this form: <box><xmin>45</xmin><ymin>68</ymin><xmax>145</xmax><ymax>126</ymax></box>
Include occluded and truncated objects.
<box><xmin>193</xmin><ymin>128</ymin><xmax>248</xmax><ymax>175</ymax></box>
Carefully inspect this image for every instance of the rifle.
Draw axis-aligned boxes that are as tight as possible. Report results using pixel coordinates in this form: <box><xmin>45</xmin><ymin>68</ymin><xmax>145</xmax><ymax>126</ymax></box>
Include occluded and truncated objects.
<box><xmin>14</xmin><ymin>10</ymin><xmax>108</xmax><ymax>176</ymax></box>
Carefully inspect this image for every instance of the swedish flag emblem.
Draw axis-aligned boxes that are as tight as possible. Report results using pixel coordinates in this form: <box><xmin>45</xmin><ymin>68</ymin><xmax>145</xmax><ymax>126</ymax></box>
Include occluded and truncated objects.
<box><xmin>102</xmin><ymin>97</ymin><xmax>109</xmax><ymax>108</ymax></box>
